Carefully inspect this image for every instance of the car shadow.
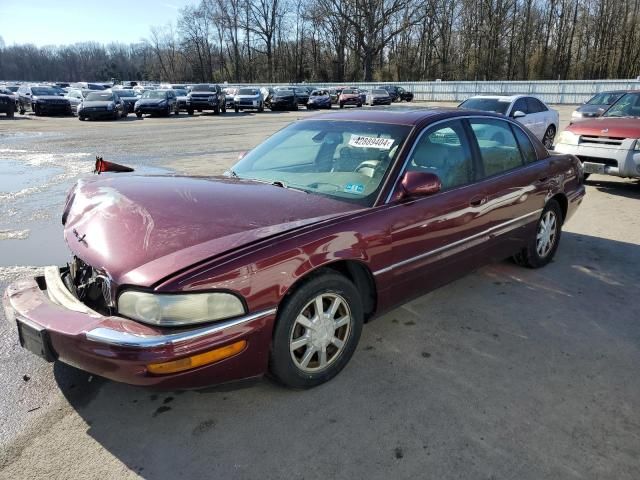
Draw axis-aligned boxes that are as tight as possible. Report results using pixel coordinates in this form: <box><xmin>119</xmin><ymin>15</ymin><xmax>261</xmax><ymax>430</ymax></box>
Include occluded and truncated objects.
<box><xmin>48</xmin><ymin>231</ymin><xmax>640</xmax><ymax>478</ymax></box>
<box><xmin>0</xmin><ymin>116</ymin><xmax>32</xmax><ymax>121</ymax></box>
<box><xmin>587</xmin><ymin>177</ymin><xmax>640</xmax><ymax>199</ymax></box>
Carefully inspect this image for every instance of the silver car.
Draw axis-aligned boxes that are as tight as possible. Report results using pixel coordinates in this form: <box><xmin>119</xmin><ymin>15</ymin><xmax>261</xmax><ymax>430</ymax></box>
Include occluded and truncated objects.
<box><xmin>233</xmin><ymin>88</ymin><xmax>264</xmax><ymax>113</ymax></box>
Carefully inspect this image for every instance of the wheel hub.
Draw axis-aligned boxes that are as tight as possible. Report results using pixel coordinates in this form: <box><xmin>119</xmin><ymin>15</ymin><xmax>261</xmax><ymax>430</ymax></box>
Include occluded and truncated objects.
<box><xmin>310</xmin><ymin>314</ymin><xmax>335</xmax><ymax>349</ymax></box>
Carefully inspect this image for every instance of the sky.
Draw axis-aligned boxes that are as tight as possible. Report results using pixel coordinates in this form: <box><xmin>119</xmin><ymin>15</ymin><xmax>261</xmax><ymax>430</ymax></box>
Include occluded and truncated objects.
<box><xmin>0</xmin><ymin>0</ymin><xmax>199</xmax><ymax>47</ymax></box>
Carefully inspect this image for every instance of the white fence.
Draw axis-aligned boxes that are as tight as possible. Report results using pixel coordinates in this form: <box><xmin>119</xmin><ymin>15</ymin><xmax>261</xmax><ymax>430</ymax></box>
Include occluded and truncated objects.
<box><xmin>263</xmin><ymin>79</ymin><xmax>640</xmax><ymax>104</ymax></box>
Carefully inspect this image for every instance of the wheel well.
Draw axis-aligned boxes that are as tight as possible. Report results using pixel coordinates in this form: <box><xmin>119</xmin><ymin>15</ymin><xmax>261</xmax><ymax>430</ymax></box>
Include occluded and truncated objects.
<box><xmin>550</xmin><ymin>193</ymin><xmax>568</xmax><ymax>223</ymax></box>
<box><xmin>284</xmin><ymin>261</ymin><xmax>378</xmax><ymax>322</ymax></box>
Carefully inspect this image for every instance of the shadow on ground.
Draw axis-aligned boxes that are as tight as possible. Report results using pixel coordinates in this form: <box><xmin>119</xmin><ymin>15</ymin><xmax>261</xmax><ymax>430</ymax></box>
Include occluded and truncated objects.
<box><xmin>51</xmin><ymin>232</ymin><xmax>640</xmax><ymax>480</ymax></box>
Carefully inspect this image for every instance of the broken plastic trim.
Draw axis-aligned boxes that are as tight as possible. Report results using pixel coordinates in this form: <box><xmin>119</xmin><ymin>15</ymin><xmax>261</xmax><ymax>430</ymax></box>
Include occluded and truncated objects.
<box><xmin>94</xmin><ymin>156</ymin><xmax>134</xmax><ymax>174</ymax></box>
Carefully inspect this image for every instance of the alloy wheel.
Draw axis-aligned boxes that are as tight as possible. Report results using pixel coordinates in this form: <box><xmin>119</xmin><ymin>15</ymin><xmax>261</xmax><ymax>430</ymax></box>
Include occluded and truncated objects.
<box><xmin>289</xmin><ymin>293</ymin><xmax>352</xmax><ymax>373</ymax></box>
<box><xmin>536</xmin><ymin>210</ymin><xmax>557</xmax><ymax>258</ymax></box>
<box><xmin>543</xmin><ymin>126</ymin><xmax>556</xmax><ymax>149</ymax></box>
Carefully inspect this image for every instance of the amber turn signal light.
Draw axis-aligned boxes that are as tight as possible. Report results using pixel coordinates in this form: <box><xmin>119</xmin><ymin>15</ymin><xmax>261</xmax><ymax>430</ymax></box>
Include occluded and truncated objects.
<box><xmin>147</xmin><ymin>340</ymin><xmax>247</xmax><ymax>375</ymax></box>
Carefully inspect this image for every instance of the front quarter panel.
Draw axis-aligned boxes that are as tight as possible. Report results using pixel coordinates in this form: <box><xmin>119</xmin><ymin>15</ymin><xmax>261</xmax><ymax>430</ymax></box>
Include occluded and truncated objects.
<box><xmin>154</xmin><ymin>208</ymin><xmax>393</xmax><ymax>314</ymax></box>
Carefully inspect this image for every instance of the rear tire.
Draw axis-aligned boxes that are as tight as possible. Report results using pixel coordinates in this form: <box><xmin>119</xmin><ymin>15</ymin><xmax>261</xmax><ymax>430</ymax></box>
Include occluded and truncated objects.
<box><xmin>7</xmin><ymin>109</ymin><xmax>14</xmax><ymax>118</ymax></box>
<box><xmin>214</xmin><ymin>106</ymin><xmax>220</xmax><ymax>115</ymax></box>
<box><xmin>136</xmin><ymin>112</ymin><xmax>142</xmax><ymax>118</ymax></box>
<box><xmin>235</xmin><ymin>106</ymin><xmax>239</xmax><ymax>113</ymax></box>
<box><xmin>514</xmin><ymin>200</ymin><xmax>562</xmax><ymax>269</ymax></box>
<box><xmin>187</xmin><ymin>109</ymin><xmax>194</xmax><ymax>115</ymax></box>
<box><xmin>269</xmin><ymin>272</ymin><xmax>363</xmax><ymax>389</ymax></box>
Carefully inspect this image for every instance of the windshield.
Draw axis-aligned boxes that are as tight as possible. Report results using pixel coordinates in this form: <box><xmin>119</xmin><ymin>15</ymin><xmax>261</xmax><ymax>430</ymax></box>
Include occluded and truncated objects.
<box><xmin>31</xmin><ymin>87</ymin><xmax>57</xmax><ymax>96</ymax></box>
<box><xmin>174</xmin><ymin>89</ymin><xmax>187</xmax><ymax>96</ymax></box>
<box><xmin>311</xmin><ymin>90</ymin><xmax>328</xmax><ymax>96</ymax></box>
<box><xmin>191</xmin><ymin>84</ymin><xmax>215</xmax><ymax>92</ymax></box>
<box><xmin>459</xmin><ymin>98</ymin><xmax>510</xmax><ymax>115</ymax></box>
<box><xmin>276</xmin><ymin>90</ymin><xmax>293</xmax><ymax>96</ymax></box>
<box><xmin>587</xmin><ymin>92</ymin><xmax>624</xmax><ymax>106</ymax></box>
<box><xmin>238</xmin><ymin>88</ymin><xmax>259</xmax><ymax>95</ymax></box>
<box><xmin>114</xmin><ymin>90</ymin><xmax>137</xmax><ymax>97</ymax></box>
<box><xmin>142</xmin><ymin>91</ymin><xmax>167</xmax><ymax>99</ymax></box>
<box><xmin>342</xmin><ymin>89</ymin><xmax>355</xmax><ymax>94</ymax></box>
<box><xmin>86</xmin><ymin>92</ymin><xmax>115</xmax><ymax>101</ymax></box>
<box><xmin>603</xmin><ymin>93</ymin><xmax>640</xmax><ymax>118</ymax></box>
<box><xmin>7</xmin><ymin>86</ymin><xmax>18</xmax><ymax>92</ymax></box>
<box><xmin>372</xmin><ymin>89</ymin><xmax>388</xmax><ymax>95</ymax></box>
<box><xmin>231</xmin><ymin>120</ymin><xmax>411</xmax><ymax>206</ymax></box>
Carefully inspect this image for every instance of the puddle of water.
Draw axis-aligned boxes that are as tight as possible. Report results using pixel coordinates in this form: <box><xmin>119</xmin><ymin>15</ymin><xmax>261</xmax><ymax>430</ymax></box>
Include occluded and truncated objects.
<box><xmin>0</xmin><ymin>159</ymin><xmax>63</xmax><ymax>194</ymax></box>
<box><xmin>0</xmin><ymin>221</ymin><xmax>69</xmax><ymax>267</ymax></box>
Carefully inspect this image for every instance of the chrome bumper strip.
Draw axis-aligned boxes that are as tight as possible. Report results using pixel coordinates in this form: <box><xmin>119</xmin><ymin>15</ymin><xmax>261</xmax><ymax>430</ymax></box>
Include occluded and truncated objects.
<box><xmin>85</xmin><ymin>308</ymin><xmax>277</xmax><ymax>348</ymax></box>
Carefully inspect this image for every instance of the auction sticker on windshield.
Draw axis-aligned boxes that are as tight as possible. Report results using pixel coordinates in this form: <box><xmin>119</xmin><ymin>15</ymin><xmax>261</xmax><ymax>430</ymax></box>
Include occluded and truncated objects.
<box><xmin>348</xmin><ymin>135</ymin><xmax>394</xmax><ymax>149</ymax></box>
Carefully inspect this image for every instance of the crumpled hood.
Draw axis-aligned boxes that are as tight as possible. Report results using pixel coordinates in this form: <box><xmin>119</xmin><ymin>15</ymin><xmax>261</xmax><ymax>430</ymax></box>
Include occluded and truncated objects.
<box><xmin>566</xmin><ymin>117</ymin><xmax>640</xmax><ymax>138</ymax></box>
<box><xmin>62</xmin><ymin>175</ymin><xmax>357</xmax><ymax>287</ymax></box>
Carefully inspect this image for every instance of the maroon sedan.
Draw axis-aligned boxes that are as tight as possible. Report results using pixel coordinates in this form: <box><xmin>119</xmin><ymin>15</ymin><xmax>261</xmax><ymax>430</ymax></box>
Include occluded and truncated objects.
<box><xmin>3</xmin><ymin>109</ymin><xmax>585</xmax><ymax>390</ymax></box>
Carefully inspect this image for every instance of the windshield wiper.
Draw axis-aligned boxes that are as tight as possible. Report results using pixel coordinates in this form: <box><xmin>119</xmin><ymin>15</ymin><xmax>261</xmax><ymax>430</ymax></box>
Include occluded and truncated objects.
<box><xmin>271</xmin><ymin>180</ymin><xmax>309</xmax><ymax>194</ymax></box>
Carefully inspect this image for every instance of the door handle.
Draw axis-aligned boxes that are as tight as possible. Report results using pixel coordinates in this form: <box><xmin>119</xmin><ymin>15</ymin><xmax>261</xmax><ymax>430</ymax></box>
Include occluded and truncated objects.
<box><xmin>469</xmin><ymin>195</ymin><xmax>487</xmax><ymax>207</ymax></box>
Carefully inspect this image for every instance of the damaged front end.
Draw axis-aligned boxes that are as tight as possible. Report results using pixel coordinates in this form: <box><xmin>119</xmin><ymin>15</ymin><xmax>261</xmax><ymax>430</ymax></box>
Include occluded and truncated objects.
<box><xmin>61</xmin><ymin>257</ymin><xmax>115</xmax><ymax>316</ymax></box>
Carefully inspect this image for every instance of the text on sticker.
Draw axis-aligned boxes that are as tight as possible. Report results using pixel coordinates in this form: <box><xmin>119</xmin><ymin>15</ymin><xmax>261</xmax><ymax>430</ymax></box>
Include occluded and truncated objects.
<box><xmin>349</xmin><ymin>135</ymin><xmax>394</xmax><ymax>150</ymax></box>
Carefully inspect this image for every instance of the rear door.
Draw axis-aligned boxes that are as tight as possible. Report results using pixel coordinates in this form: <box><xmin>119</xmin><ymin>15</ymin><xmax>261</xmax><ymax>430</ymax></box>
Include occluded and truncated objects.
<box><xmin>467</xmin><ymin>117</ymin><xmax>550</xmax><ymax>259</ymax></box>
<box><xmin>525</xmin><ymin>97</ymin><xmax>547</xmax><ymax>138</ymax></box>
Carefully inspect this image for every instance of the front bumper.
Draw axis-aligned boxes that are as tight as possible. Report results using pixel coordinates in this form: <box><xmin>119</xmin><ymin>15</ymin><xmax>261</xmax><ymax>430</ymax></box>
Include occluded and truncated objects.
<box><xmin>79</xmin><ymin>109</ymin><xmax>115</xmax><ymax>119</ymax></box>
<box><xmin>135</xmin><ymin>104</ymin><xmax>167</xmax><ymax>114</ymax></box>
<box><xmin>340</xmin><ymin>98</ymin><xmax>360</xmax><ymax>105</ymax></box>
<box><xmin>35</xmin><ymin>103</ymin><xmax>71</xmax><ymax>114</ymax></box>
<box><xmin>371</xmin><ymin>98</ymin><xmax>392</xmax><ymax>105</ymax></box>
<box><xmin>555</xmin><ymin>141</ymin><xmax>640</xmax><ymax>178</ymax></box>
<box><xmin>3</xmin><ymin>267</ymin><xmax>276</xmax><ymax>389</ymax></box>
<box><xmin>187</xmin><ymin>98</ymin><xmax>218</xmax><ymax>109</ymax></box>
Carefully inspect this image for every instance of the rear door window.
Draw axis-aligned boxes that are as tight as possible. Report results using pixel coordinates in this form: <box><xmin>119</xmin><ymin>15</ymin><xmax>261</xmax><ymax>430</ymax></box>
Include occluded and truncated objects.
<box><xmin>469</xmin><ymin>119</ymin><xmax>524</xmax><ymax>177</ymax></box>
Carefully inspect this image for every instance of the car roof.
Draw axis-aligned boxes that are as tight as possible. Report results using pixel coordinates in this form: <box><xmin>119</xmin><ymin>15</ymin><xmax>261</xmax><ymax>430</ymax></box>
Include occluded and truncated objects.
<box><xmin>304</xmin><ymin>107</ymin><xmax>505</xmax><ymax>126</ymax></box>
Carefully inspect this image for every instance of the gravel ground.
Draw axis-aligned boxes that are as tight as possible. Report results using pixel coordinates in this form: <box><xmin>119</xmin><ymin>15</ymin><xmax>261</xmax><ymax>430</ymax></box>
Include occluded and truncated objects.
<box><xmin>0</xmin><ymin>103</ymin><xmax>639</xmax><ymax>480</ymax></box>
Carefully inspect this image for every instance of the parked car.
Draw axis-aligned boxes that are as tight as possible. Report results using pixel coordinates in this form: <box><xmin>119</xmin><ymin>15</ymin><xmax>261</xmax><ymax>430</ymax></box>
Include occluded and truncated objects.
<box><xmin>0</xmin><ymin>90</ymin><xmax>16</xmax><ymax>117</ymax></box>
<box><xmin>291</xmin><ymin>87</ymin><xmax>310</xmax><ymax>107</ymax></box>
<box><xmin>270</xmin><ymin>89</ymin><xmax>298</xmax><ymax>111</ymax></box>
<box><xmin>570</xmin><ymin>90</ymin><xmax>627</xmax><ymax>123</ymax></box>
<box><xmin>0</xmin><ymin>86</ymin><xmax>18</xmax><ymax>113</ymax></box>
<box><xmin>380</xmin><ymin>85</ymin><xmax>413</xmax><ymax>102</ymax></box>
<box><xmin>135</xmin><ymin>89</ymin><xmax>179</xmax><ymax>118</ymax></box>
<box><xmin>64</xmin><ymin>88</ymin><xmax>90</xmax><ymax>115</ymax></box>
<box><xmin>339</xmin><ymin>89</ymin><xmax>362</xmax><ymax>108</ymax></box>
<box><xmin>459</xmin><ymin>95</ymin><xmax>559</xmax><ymax>149</ymax></box>
<box><xmin>77</xmin><ymin>91</ymin><xmax>126</xmax><ymax>121</ymax></box>
<box><xmin>3</xmin><ymin>109</ymin><xmax>585</xmax><ymax>390</ymax></box>
<box><xmin>112</xmin><ymin>89</ymin><xmax>140</xmax><ymax>113</ymax></box>
<box><xmin>233</xmin><ymin>88</ymin><xmax>264</xmax><ymax>113</ymax></box>
<box><xmin>223</xmin><ymin>87</ymin><xmax>239</xmax><ymax>109</ymax></box>
<box><xmin>174</xmin><ymin>88</ymin><xmax>189</xmax><ymax>112</ymax></box>
<box><xmin>366</xmin><ymin>89</ymin><xmax>392</xmax><ymax>106</ymax></box>
<box><xmin>306</xmin><ymin>89</ymin><xmax>332</xmax><ymax>109</ymax></box>
<box><xmin>186</xmin><ymin>84</ymin><xmax>226</xmax><ymax>115</ymax></box>
<box><xmin>17</xmin><ymin>85</ymin><xmax>72</xmax><ymax>116</ymax></box>
<box><xmin>555</xmin><ymin>90</ymin><xmax>640</xmax><ymax>180</ymax></box>
<box><xmin>70</xmin><ymin>82</ymin><xmax>106</xmax><ymax>91</ymax></box>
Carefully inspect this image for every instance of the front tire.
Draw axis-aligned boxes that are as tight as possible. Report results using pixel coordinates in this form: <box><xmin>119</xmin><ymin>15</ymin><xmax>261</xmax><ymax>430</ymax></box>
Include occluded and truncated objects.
<box><xmin>543</xmin><ymin>125</ymin><xmax>556</xmax><ymax>150</ymax></box>
<box><xmin>136</xmin><ymin>112</ymin><xmax>142</xmax><ymax>118</ymax></box>
<box><xmin>514</xmin><ymin>200</ymin><xmax>562</xmax><ymax>268</ymax></box>
<box><xmin>269</xmin><ymin>272</ymin><xmax>363</xmax><ymax>389</ymax></box>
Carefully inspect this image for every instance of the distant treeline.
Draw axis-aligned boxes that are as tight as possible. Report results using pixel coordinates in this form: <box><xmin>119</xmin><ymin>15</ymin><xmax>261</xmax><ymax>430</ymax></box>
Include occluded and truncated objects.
<box><xmin>1</xmin><ymin>0</ymin><xmax>639</xmax><ymax>83</ymax></box>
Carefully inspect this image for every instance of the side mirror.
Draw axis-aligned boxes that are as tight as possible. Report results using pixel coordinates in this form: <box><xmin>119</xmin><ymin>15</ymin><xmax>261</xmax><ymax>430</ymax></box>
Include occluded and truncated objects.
<box><xmin>399</xmin><ymin>171</ymin><xmax>441</xmax><ymax>199</ymax></box>
<box><xmin>512</xmin><ymin>110</ymin><xmax>526</xmax><ymax>118</ymax></box>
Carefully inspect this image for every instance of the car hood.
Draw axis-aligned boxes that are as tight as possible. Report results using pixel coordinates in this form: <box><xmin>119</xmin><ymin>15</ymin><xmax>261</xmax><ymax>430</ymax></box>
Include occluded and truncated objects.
<box><xmin>81</xmin><ymin>100</ymin><xmax>113</xmax><ymax>108</ymax></box>
<box><xmin>33</xmin><ymin>95</ymin><xmax>68</xmax><ymax>101</ymax></box>
<box><xmin>137</xmin><ymin>98</ymin><xmax>165</xmax><ymax>105</ymax></box>
<box><xmin>566</xmin><ymin>117</ymin><xmax>640</xmax><ymax>138</ymax></box>
<box><xmin>62</xmin><ymin>175</ymin><xmax>358</xmax><ymax>287</ymax></box>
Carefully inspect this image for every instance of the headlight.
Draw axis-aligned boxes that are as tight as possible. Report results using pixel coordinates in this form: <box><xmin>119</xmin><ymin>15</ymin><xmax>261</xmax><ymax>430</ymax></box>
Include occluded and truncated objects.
<box><xmin>118</xmin><ymin>291</ymin><xmax>246</xmax><ymax>326</ymax></box>
<box><xmin>634</xmin><ymin>139</ymin><xmax>640</xmax><ymax>151</ymax></box>
<box><xmin>557</xmin><ymin>131</ymin><xmax>579</xmax><ymax>145</ymax></box>
<box><xmin>159</xmin><ymin>100</ymin><xmax>167</xmax><ymax>106</ymax></box>
<box><xmin>571</xmin><ymin>111</ymin><xmax>583</xmax><ymax>118</ymax></box>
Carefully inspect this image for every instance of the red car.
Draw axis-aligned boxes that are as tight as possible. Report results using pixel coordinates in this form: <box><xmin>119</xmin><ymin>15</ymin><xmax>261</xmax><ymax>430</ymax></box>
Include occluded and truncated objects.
<box><xmin>339</xmin><ymin>89</ymin><xmax>363</xmax><ymax>108</ymax></box>
<box><xmin>3</xmin><ymin>109</ymin><xmax>585</xmax><ymax>390</ymax></box>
